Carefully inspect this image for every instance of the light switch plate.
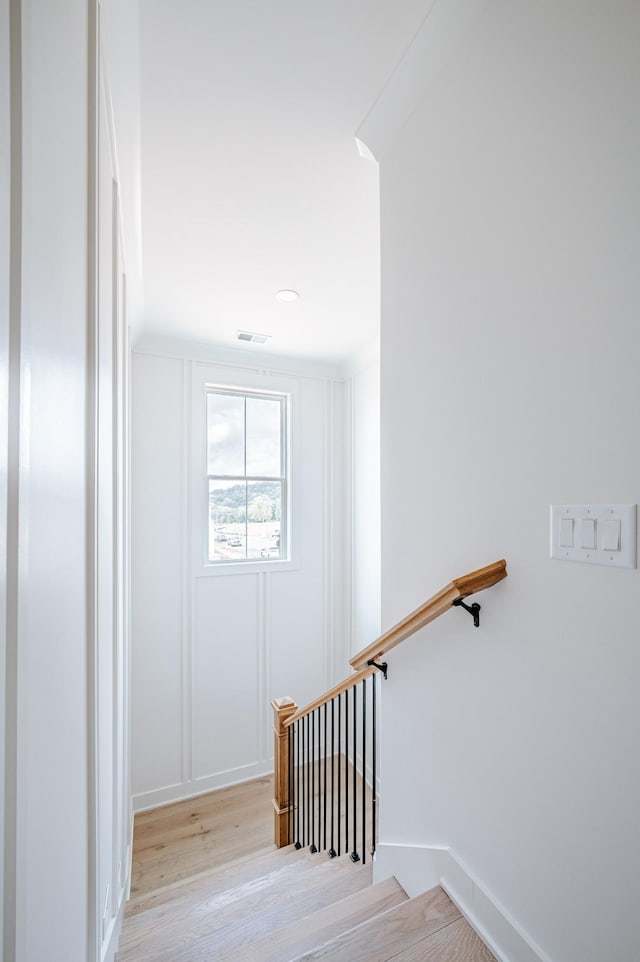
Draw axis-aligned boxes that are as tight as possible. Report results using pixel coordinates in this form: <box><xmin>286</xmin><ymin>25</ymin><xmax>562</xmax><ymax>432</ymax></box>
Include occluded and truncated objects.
<box><xmin>550</xmin><ymin>504</ymin><xmax>636</xmax><ymax>568</ymax></box>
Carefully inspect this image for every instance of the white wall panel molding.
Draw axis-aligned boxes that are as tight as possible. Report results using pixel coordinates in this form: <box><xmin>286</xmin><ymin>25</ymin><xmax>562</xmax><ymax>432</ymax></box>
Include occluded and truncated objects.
<box><xmin>182</xmin><ymin>359</ymin><xmax>193</xmax><ymax>785</ymax></box>
<box><xmin>257</xmin><ymin>570</ymin><xmax>269</xmax><ymax>762</ymax></box>
<box><xmin>374</xmin><ymin>844</ymin><xmax>549</xmax><ymax>962</ymax></box>
<box><xmin>344</xmin><ymin>375</ymin><xmax>355</xmax><ymax>658</ymax></box>
<box><xmin>132</xmin><ymin>348</ymin><xmax>351</xmax><ymax>811</ymax></box>
<box><xmin>322</xmin><ymin>378</ymin><xmax>333</xmax><ymax>689</ymax></box>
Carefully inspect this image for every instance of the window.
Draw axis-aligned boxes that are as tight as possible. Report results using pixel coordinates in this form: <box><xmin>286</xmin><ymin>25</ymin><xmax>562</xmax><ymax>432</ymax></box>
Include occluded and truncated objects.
<box><xmin>206</xmin><ymin>386</ymin><xmax>287</xmax><ymax>563</ymax></box>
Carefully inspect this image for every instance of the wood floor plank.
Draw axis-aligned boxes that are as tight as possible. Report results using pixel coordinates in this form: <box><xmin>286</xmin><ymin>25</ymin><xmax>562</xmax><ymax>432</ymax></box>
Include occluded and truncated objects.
<box><xmin>390</xmin><ymin>917</ymin><xmax>497</xmax><ymax>962</ymax></box>
<box><xmin>291</xmin><ymin>886</ymin><xmax>460</xmax><ymax>962</ymax></box>
<box><xmin>129</xmin><ymin>776</ymin><xmax>274</xmax><ymax>895</ymax></box>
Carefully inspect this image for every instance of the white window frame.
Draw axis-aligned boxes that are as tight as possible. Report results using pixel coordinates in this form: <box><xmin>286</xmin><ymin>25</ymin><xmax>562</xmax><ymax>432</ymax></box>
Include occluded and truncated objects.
<box><xmin>191</xmin><ymin>363</ymin><xmax>297</xmax><ymax>577</ymax></box>
<box><xmin>205</xmin><ymin>385</ymin><xmax>288</xmax><ymax>565</ymax></box>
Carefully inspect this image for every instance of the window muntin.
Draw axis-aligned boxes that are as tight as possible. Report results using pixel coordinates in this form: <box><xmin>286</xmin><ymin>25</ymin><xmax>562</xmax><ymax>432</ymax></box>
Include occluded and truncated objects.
<box><xmin>206</xmin><ymin>387</ymin><xmax>287</xmax><ymax>563</ymax></box>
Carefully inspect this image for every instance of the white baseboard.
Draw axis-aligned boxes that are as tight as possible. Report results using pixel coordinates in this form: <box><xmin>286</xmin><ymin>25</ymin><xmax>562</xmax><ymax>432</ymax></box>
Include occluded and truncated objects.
<box><xmin>373</xmin><ymin>842</ymin><xmax>551</xmax><ymax>962</ymax></box>
<box><xmin>101</xmin><ymin>890</ymin><xmax>125</xmax><ymax>962</ymax></box>
<box><xmin>132</xmin><ymin>760</ymin><xmax>273</xmax><ymax>814</ymax></box>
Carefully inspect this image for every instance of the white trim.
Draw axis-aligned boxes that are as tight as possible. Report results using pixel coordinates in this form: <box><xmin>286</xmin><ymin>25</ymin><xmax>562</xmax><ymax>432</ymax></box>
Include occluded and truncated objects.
<box><xmin>373</xmin><ymin>843</ymin><xmax>551</xmax><ymax>962</ymax></box>
<box><xmin>191</xmin><ymin>362</ymin><xmax>300</xmax><ymax>578</ymax></box>
<box><xmin>322</xmin><ymin>378</ymin><xmax>333</xmax><ymax>688</ymax></box>
<box><xmin>257</xmin><ymin>570</ymin><xmax>268</xmax><ymax>762</ymax></box>
<box><xmin>99</xmin><ymin>891</ymin><xmax>125</xmax><ymax>962</ymax></box>
<box><xmin>87</xmin><ymin>3</ymin><xmax>100</xmax><ymax>959</ymax></box>
<box><xmin>181</xmin><ymin>359</ymin><xmax>192</xmax><ymax>784</ymax></box>
<box><xmin>132</xmin><ymin>762</ymin><xmax>273</xmax><ymax>815</ymax></box>
<box><xmin>133</xmin><ymin>333</ymin><xmax>343</xmax><ymax>382</ymax></box>
<box><xmin>345</xmin><ymin>375</ymin><xmax>355</xmax><ymax>659</ymax></box>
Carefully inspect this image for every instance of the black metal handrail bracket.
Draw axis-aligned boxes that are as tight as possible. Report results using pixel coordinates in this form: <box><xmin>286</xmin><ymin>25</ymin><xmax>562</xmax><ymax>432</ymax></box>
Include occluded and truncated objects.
<box><xmin>452</xmin><ymin>597</ymin><xmax>481</xmax><ymax>627</ymax></box>
<box><xmin>367</xmin><ymin>659</ymin><xmax>388</xmax><ymax>680</ymax></box>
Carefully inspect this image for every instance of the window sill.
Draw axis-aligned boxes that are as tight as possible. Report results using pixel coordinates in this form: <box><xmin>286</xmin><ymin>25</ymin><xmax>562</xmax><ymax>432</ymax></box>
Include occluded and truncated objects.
<box><xmin>195</xmin><ymin>558</ymin><xmax>298</xmax><ymax>577</ymax></box>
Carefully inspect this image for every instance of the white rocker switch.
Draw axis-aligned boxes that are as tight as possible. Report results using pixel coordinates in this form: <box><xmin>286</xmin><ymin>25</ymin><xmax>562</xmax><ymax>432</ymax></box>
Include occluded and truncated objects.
<box><xmin>559</xmin><ymin>517</ymin><xmax>574</xmax><ymax>547</ymax></box>
<box><xmin>601</xmin><ymin>519</ymin><xmax>621</xmax><ymax>552</ymax></box>
<box><xmin>580</xmin><ymin>518</ymin><xmax>597</xmax><ymax>550</ymax></box>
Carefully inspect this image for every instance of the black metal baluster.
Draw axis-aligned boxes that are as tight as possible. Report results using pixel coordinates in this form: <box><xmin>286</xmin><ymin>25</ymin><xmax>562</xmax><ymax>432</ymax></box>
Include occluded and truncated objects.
<box><xmin>323</xmin><ymin>702</ymin><xmax>327</xmax><ymax>852</ymax></box>
<box><xmin>337</xmin><ymin>693</ymin><xmax>342</xmax><ymax>856</ymax></box>
<box><xmin>288</xmin><ymin>722</ymin><xmax>292</xmax><ymax>845</ymax></box>
<box><xmin>362</xmin><ymin>678</ymin><xmax>366</xmax><ymax>864</ymax></box>
<box><xmin>318</xmin><ymin>706</ymin><xmax>322</xmax><ymax>852</ymax></box>
<box><xmin>345</xmin><ymin>689</ymin><xmax>349</xmax><ymax>857</ymax></box>
<box><xmin>305</xmin><ymin>713</ymin><xmax>309</xmax><ymax>848</ymax></box>
<box><xmin>372</xmin><ymin>675</ymin><xmax>377</xmax><ymax>856</ymax></box>
<box><xmin>301</xmin><ymin>716</ymin><xmax>305</xmax><ymax>848</ymax></box>
<box><xmin>300</xmin><ymin>715</ymin><xmax>307</xmax><ymax>848</ymax></box>
<box><xmin>329</xmin><ymin>697</ymin><xmax>336</xmax><ymax>857</ymax></box>
<box><xmin>295</xmin><ymin>721</ymin><xmax>301</xmax><ymax>848</ymax></box>
<box><xmin>310</xmin><ymin>710</ymin><xmax>317</xmax><ymax>852</ymax></box>
<box><xmin>306</xmin><ymin>715</ymin><xmax>311</xmax><ymax>843</ymax></box>
<box><xmin>351</xmin><ymin>684</ymin><xmax>360</xmax><ymax>862</ymax></box>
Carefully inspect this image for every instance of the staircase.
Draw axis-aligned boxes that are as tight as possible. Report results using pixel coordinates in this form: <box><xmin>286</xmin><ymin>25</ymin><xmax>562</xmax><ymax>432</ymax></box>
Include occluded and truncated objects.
<box><xmin>117</xmin><ymin>839</ymin><xmax>496</xmax><ymax>962</ymax></box>
<box><xmin>118</xmin><ymin>565</ymin><xmax>508</xmax><ymax>961</ymax></box>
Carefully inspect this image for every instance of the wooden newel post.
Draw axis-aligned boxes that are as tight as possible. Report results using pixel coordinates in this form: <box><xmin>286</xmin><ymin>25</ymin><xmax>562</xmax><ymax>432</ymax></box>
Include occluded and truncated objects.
<box><xmin>272</xmin><ymin>696</ymin><xmax>297</xmax><ymax>848</ymax></box>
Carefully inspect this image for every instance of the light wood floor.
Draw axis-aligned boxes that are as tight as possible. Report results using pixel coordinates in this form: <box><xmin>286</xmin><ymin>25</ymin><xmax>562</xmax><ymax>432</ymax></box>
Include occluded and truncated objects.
<box><xmin>129</xmin><ymin>775</ymin><xmax>275</xmax><ymax>901</ymax></box>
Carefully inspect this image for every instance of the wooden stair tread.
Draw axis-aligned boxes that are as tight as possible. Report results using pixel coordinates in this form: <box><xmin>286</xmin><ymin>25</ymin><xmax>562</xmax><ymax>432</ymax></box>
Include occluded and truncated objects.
<box><xmin>289</xmin><ymin>885</ymin><xmax>462</xmax><ymax>962</ymax></box>
<box><xmin>126</xmin><ymin>842</ymin><xmax>310</xmax><ymax>917</ymax></box>
<box><xmin>118</xmin><ymin>855</ymin><xmax>372</xmax><ymax>962</ymax></box>
<box><xmin>122</xmin><ymin>850</ymin><xmax>352</xmax><ymax>941</ymax></box>
<box><xmin>390</xmin><ymin>916</ymin><xmax>497</xmax><ymax>961</ymax></box>
<box><xmin>232</xmin><ymin>875</ymin><xmax>408</xmax><ymax>962</ymax></box>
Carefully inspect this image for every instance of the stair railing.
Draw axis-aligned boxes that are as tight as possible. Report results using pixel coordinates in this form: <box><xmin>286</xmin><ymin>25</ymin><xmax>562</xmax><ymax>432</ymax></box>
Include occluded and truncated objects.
<box><xmin>272</xmin><ymin>559</ymin><xmax>507</xmax><ymax>861</ymax></box>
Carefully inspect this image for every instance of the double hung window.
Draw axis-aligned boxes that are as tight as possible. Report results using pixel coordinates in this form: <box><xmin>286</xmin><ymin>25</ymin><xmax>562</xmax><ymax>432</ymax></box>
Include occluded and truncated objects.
<box><xmin>206</xmin><ymin>387</ymin><xmax>287</xmax><ymax>563</ymax></box>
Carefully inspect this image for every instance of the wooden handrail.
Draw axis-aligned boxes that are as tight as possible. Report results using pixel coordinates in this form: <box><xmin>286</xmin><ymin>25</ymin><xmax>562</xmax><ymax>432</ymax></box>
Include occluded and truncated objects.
<box><xmin>273</xmin><ymin>560</ymin><xmax>507</xmax><ymax>847</ymax></box>
<box><xmin>350</xmin><ymin>559</ymin><xmax>507</xmax><ymax>671</ymax></box>
<box><xmin>283</xmin><ymin>665</ymin><xmax>377</xmax><ymax>729</ymax></box>
<box><xmin>281</xmin><ymin>559</ymin><xmax>507</xmax><ymax>730</ymax></box>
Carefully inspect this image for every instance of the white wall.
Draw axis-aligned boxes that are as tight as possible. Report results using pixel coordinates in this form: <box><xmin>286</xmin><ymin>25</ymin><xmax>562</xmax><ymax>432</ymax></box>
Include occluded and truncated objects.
<box><xmin>131</xmin><ymin>338</ymin><xmax>349</xmax><ymax>810</ymax></box>
<box><xmin>346</xmin><ymin>343</ymin><xmax>381</xmax><ymax>654</ymax></box>
<box><xmin>1</xmin><ymin>2</ymin><xmax>134</xmax><ymax>959</ymax></box>
<box><xmin>377</xmin><ymin>3</ymin><xmax>640</xmax><ymax>961</ymax></box>
<box><xmin>0</xmin><ymin>0</ymin><xmax>10</xmax><ymax>950</ymax></box>
<box><xmin>10</xmin><ymin>3</ymin><xmax>91</xmax><ymax>958</ymax></box>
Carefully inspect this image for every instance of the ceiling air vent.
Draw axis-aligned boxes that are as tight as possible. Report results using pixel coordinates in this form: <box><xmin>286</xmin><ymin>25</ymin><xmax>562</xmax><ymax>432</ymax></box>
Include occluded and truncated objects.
<box><xmin>235</xmin><ymin>330</ymin><xmax>271</xmax><ymax>344</ymax></box>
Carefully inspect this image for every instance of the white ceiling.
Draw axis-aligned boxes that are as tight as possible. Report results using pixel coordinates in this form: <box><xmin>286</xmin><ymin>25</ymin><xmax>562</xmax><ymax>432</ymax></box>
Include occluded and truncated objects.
<box><xmin>138</xmin><ymin>0</ymin><xmax>429</xmax><ymax>364</ymax></box>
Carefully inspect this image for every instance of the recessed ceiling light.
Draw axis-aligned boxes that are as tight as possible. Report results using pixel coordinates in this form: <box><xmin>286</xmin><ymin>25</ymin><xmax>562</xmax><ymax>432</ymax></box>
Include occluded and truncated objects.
<box><xmin>276</xmin><ymin>289</ymin><xmax>300</xmax><ymax>302</ymax></box>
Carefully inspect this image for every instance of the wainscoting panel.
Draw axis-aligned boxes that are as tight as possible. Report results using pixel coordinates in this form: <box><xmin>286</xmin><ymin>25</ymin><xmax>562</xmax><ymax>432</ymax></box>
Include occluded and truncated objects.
<box><xmin>131</xmin><ymin>347</ymin><xmax>351</xmax><ymax>813</ymax></box>
<box><xmin>193</xmin><ymin>573</ymin><xmax>260</xmax><ymax>779</ymax></box>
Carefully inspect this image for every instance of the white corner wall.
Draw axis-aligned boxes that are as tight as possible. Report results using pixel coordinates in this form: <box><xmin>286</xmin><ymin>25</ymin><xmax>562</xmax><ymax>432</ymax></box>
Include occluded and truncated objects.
<box><xmin>131</xmin><ymin>339</ymin><xmax>349</xmax><ymax>810</ymax></box>
<box><xmin>0</xmin><ymin>0</ymin><xmax>10</xmax><ymax>951</ymax></box>
<box><xmin>346</xmin><ymin>343</ymin><xmax>381</xmax><ymax>653</ymax></box>
<box><xmin>377</xmin><ymin>3</ymin><xmax>640</xmax><ymax>961</ymax></box>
